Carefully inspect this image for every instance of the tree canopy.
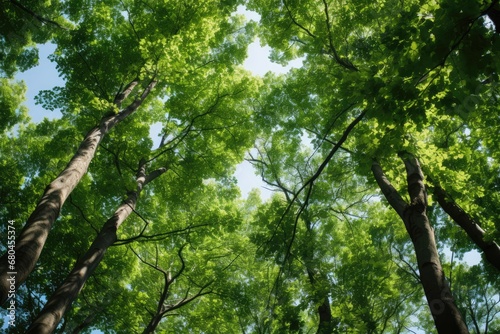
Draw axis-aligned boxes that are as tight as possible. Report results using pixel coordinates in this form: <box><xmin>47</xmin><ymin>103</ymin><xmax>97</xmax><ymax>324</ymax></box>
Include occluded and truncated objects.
<box><xmin>1</xmin><ymin>0</ymin><xmax>499</xmax><ymax>333</ymax></box>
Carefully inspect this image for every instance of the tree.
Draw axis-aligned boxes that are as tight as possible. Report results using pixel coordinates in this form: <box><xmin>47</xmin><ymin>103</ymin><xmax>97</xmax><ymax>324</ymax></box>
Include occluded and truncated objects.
<box><xmin>0</xmin><ymin>0</ymin><xmax>255</xmax><ymax>304</ymax></box>
<box><xmin>246</xmin><ymin>125</ymin><xmax>424</xmax><ymax>333</ymax></box>
<box><xmin>26</xmin><ymin>157</ymin><xmax>167</xmax><ymax>333</ymax></box>
<box><xmin>245</xmin><ymin>1</ymin><xmax>499</xmax><ymax>331</ymax></box>
<box><xmin>432</xmin><ymin>184</ymin><xmax>500</xmax><ymax>271</ymax></box>
<box><xmin>372</xmin><ymin>152</ymin><xmax>468</xmax><ymax>333</ymax></box>
<box><xmin>452</xmin><ymin>263</ymin><xmax>500</xmax><ymax>333</ymax></box>
<box><xmin>0</xmin><ymin>78</ymin><xmax>157</xmax><ymax>304</ymax></box>
<box><xmin>2</xmin><ymin>0</ymin><xmax>500</xmax><ymax>332</ymax></box>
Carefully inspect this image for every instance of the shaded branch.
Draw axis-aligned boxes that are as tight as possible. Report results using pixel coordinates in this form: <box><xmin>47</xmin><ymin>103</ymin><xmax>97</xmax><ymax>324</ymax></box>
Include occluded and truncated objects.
<box><xmin>149</xmin><ymin>92</ymin><xmax>231</xmax><ymax>162</ymax></box>
<box><xmin>391</xmin><ymin>246</ymin><xmax>421</xmax><ymax>283</ymax></box>
<box><xmin>76</xmin><ymin>50</ymin><xmax>108</xmax><ymax>99</ymax></box>
<box><xmin>283</xmin><ymin>0</ymin><xmax>317</xmax><ymax>39</ymax></box>
<box><xmin>69</xmin><ymin>195</ymin><xmax>99</xmax><ymax>233</ymax></box>
<box><xmin>114</xmin><ymin>223</ymin><xmax>210</xmax><ymax>245</ymax></box>
<box><xmin>9</xmin><ymin>0</ymin><xmax>68</xmax><ymax>30</ymax></box>
<box><xmin>432</xmin><ymin>184</ymin><xmax>500</xmax><ymax>271</ymax></box>
<box><xmin>371</xmin><ymin>159</ymin><xmax>409</xmax><ymax>219</ymax></box>
<box><xmin>321</xmin><ymin>0</ymin><xmax>358</xmax><ymax>71</ymax></box>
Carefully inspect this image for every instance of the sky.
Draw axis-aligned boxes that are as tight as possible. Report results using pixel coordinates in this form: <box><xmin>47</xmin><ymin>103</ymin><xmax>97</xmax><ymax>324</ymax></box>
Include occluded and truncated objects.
<box><xmin>15</xmin><ymin>6</ymin><xmax>304</xmax><ymax>201</ymax></box>
<box><xmin>13</xmin><ymin>0</ymin><xmax>481</xmax><ymax>271</ymax></box>
<box><xmin>6</xmin><ymin>5</ymin><xmax>482</xmax><ymax>332</ymax></box>
<box><xmin>6</xmin><ymin>9</ymin><xmax>295</xmax><ymax>331</ymax></box>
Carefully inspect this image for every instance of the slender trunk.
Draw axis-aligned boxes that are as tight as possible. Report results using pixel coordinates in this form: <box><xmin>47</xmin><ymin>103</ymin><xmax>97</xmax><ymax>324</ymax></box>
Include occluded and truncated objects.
<box><xmin>433</xmin><ymin>185</ymin><xmax>500</xmax><ymax>271</ymax></box>
<box><xmin>0</xmin><ymin>79</ymin><xmax>156</xmax><ymax>304</ymax></box>
<box><xmin>371</xmin><ymin>153</ymin><xmax>469</xmax><ymax>334</ymax></box>
<box><xmin>316</xmin><ymin>294</ymin><xmax>334</xmax><ymax>334</ymax></box>
<box><xmin>303</xmin><ymin>230</ymin><xmax>335</xmax><ymax>334</ymax></box>
<box><xmin>143</xmin><ymin>314</ymin><xmax>163</xmax><ymax>334</ymax></box>
<box><xmin>139</xmin><ymin>248</ymin><xmax>212</xmax><ymax>333</ymax></box>
<box><xmin>142</xmin><ymin>268</ymin><xmax>173</xmax><ymax>334</ymax></box>
<box><xmin>26</xmin><ymin>159</ymin><xmax>166</xmax><ymax>334</ymax></box>
<box><xmin>306</xmin><ymin>267</ymin><xmax>334</xmax><ymax>334</ymax></box>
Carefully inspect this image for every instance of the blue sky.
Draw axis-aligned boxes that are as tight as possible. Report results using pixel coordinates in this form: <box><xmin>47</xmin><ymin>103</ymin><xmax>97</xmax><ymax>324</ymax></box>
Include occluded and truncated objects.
<box><xmin>4</xmin><ymin>6</ymin><xmax>482</xmax><ymax>332</ymax></box>
<box><xmin>16</xmin><ymin>43</ymin><xmax>64</xmax><ymax>123</ymax></box>
<box><xmin>13</xmin><ymin>2</ymin><xmax>481</xmax><ymax>266</ymax></box>
<box><xmin>14</xmin><ymin>6</ymin><xmax>303</xmax><ymax>201</ymax></box>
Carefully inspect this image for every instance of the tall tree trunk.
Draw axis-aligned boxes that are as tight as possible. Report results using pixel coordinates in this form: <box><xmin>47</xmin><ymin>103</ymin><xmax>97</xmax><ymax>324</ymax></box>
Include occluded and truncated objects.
<box><xmin>433</xmin><ymin>185</ymin><xmax>500</xmax><ymax>271</ymax></box>
<box><xmin>0</xmin><ymin>79</ymin><xmax>156</xmax><ymax>304</ymax></box>
<box><xmin>304</xmin><ymin>237</ymin><xmax>335</xmax><ymax>334</ymax></box>
<box><xmin>316</xmin><ymin>297</ymin><xmax>335</xmax><ymax>334</ymax></box>
<box><xmin>371</xmin><ymin>152</ymin><xmax>469</xmax><ymax>334</ymax></box>
<box><xmin>26</xmin><ymin>159</ymin><xmax>166</xmax><ymax>334</ymax></box>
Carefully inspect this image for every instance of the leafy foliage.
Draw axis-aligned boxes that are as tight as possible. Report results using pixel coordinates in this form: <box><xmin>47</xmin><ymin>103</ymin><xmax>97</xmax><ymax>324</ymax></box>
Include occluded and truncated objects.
<box><xmin>1</xmin><ymin>0</ymin><xmax>499</xmax><ymax>333</ymax></box>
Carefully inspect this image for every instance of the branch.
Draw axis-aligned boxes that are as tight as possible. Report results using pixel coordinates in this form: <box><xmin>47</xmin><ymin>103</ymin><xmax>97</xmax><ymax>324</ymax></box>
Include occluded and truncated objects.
<box><xmin>304</xmin><ymin>109</ymin><xmax>366</xmax><ymax>186</ymax></box>
<box><xmin>247</xmin><ymin>149</ymin><xmax>295</xmax><ymax>201</ymax></box>
<box><xmin>392</xmin><ymin>246</ymin><xmax>421</xmax><ymax>283</ymax></box>
<box><xmin>371</xmin><ymin>159</ymin><xmax>408</xmax><ymax>219</ymax></box>
<box><xmin>270</xmin><ymin>109</ymin><xmax>366</xmax><ymax>272</ymax></box>
<box><xmin>144</xmin><ymin>167</ymin><xmax>168</xmax><ymax>186</ymax></box>
<box><xmin>321</xmin><ymin>0</ymin><xmax>358</xmax><ymax>71</ymax></box>
<box><xmin>304</xmin><ymin>127</ymin><xmax>355</xmax><ymax>154</ymax></box>
<box><xmin>99</xmin><ymin>144</ymin><xmax>136</xmax><ymax>174</ymax></box>
<box><xmin>114</xmin><ymin>78</ymin><xmax>139</xmax><ymax>107</ymax></box>
<box><xmin>9</xmin><ymin>0</ymin><xmax>68</xmax><ymax>30</ymax></box>
<box><xmin>416</xmin><ymin>6</ymin><xmax>488</xmax><ymax>85</ymax></box>
<box><xmin>432</xmin><ymin>184</ymin><xmax>500</xmax><ymax>271</ymax></box>
<box><xmin>283</xmin><ymin>0</ymin><xmax>317</xmax><ymax>39</ymax></box>
<box><xmin>161</xmin><ymin>281</ymin><xmax>213</xmax><ymax>315</ymax></box>
<box><xmin>149</xmin><ymin>92</ymin><xmax>231</xmax><ymax>162</ymax></box>
<box><xmin>114</xmin><ymin>223</ymin><xmax>210</xmax><ymax>245</ymax></box>
<box><xmin>113</xmin><ymin>78</ymin><xmax>157</xmax><ymax>122</ymax></box>
<box><xmin>260</xmin><ymin>111</ymin><xmax>367</xmax><ymax>307</ymax></box>
<box><xmin>76</xmin><ymin>50</ymin><xmax>108</xmax><ymax>99</ymax></box>
<box><xmin>119</xmin><ymin>0</ymin><xmax>142</xmax><ymax>43</ymax></box>
<box><xmin>132</xmin><ymin>245</ymin><xmax>187</xmax><ymax>333</ymax></box>
<box><xmin>68</xmin><ymin>195</ymin><xmax>99</xmax><ymax>233</ymax></box>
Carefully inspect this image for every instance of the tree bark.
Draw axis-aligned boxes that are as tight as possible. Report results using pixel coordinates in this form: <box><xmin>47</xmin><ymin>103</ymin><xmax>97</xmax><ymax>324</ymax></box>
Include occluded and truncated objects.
<box><xmin>371</xmin><ymin>153</ymin><xmax>469</xmax><ymax>334</ymax></box>
<box><xmin>0</xmin><ymin>79</ymin><xmax>156</xmax><ymax>304</ymax></box>
<box><xmin>26</xmin><ymin>159</ymin><xmax>166</xmax><ymax>334</ymax></box>
<box><xmin>316</xmin><ymin>292</ymin><xmax>335</xmax><ymax>334</ymax></box>
<box><xmin>305</xmin><ymin>267</ymin><xmax>335</xmax><ymax>334</ymax></box>
<box><xmin>433</xmin><ymin>185</ymin><xmax>500</xmax><ymax>271</ymax></box>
